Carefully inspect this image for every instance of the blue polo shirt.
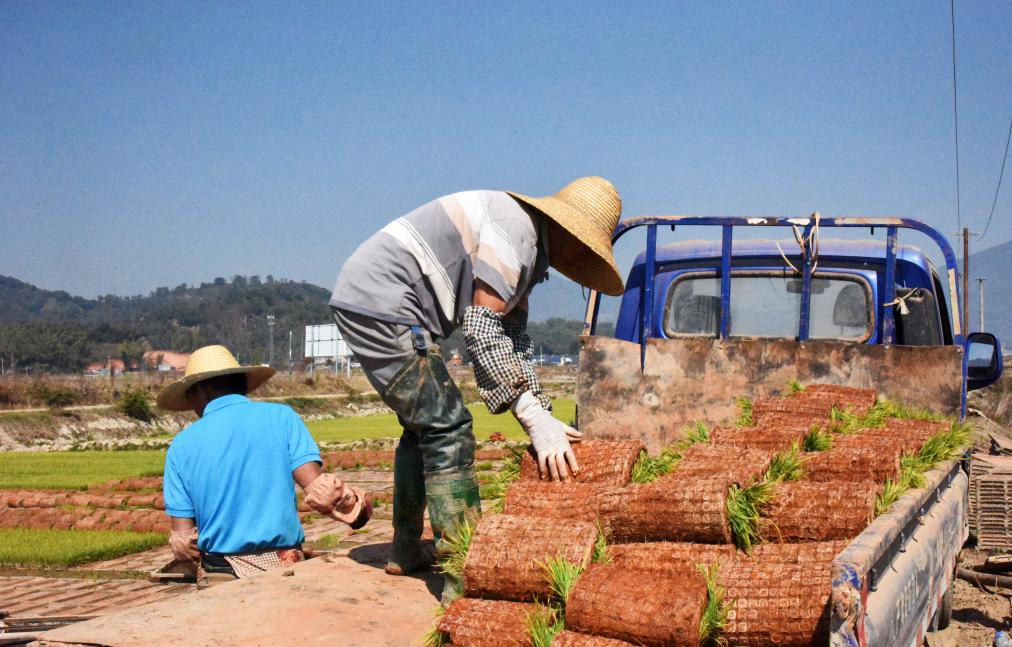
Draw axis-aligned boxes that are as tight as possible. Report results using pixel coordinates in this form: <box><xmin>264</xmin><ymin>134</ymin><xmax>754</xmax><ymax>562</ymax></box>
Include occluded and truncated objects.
<box><xmin>163</xmin><ymin>394</ymin><xmax>321</xmax><ymax>554</ymax></box>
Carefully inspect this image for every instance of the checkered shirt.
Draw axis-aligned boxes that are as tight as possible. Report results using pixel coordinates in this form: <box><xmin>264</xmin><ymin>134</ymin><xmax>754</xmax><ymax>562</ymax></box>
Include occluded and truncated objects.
<box><xmin>463</xmin><ymin>305</ymin><xmax>552</xmax><ymax>414</ymax></box>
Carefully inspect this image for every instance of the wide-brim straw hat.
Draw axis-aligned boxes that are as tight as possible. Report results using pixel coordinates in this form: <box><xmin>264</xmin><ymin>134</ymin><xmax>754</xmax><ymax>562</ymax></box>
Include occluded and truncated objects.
<box><xmin>507</xmin><ymin>176</ymin><xmax>624</xmax><ymax>296</ymax></box>
<box><xmin>156</xmin><ymin>345</ymin><xmax>275</xmax><ymax>411</ymax></box>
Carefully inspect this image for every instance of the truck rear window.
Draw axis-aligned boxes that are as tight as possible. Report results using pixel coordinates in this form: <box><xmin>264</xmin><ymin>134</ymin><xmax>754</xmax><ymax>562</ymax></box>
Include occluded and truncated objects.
<box><xmin>663</xmin><ymin>272</ymin><xmax>873</xmax><ymax>341</ymax></box>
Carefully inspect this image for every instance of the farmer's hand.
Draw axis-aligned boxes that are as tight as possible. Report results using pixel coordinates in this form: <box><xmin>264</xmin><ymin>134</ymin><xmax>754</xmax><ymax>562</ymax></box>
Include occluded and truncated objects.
<box><xmin>512</xmin><ymin>391</ymin><xmax>582</xmax><ymax>481</ymax></box>
<box><xmin>304</xmin><ymin>473</ymin><xmax>356</xmax><ymax>516</ymax></box>
<box><xmin>169</xmin><ymin>527</ymin><xmax>199</xmax><ymax>563</ymax></box>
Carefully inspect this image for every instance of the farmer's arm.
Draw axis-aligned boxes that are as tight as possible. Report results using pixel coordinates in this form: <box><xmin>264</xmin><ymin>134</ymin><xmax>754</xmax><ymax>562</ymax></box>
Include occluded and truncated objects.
<box><xmin>466</xmin><ymin>281</ymin><xmax>581</xmax><ymax>480</ymax></box>
<box><xmin>168</xmin><ymin>517</ymin><xmax>199</xmax><ymax>562</ymax></box>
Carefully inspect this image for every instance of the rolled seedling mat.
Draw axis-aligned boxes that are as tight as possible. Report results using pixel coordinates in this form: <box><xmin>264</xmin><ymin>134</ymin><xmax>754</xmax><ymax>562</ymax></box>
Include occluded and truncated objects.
<box><xmin>609</xmin><ymin>542</ymin><xmax>737</xmax><ymax>568</ymax></box>
<box><xmin>760</xmin><ymin>480</ymin><xmax>877</xmax><ymax>542</ymax></box>
<box><xmin>566</xmin><ymin>561</ymin><xmax>707</xmax><ymax>647</ymax></box>
<box><xmin>718</xmin><ymin>557</ymin><xmax>834</xmax><ymax>647</ymax></box>
<box><xmin>677</xmin><ymin>446</ymin><xmax>775</xmax><ymax>487</ymax></box>
<box><xmin>710</xmin><ymin>425</ymin><xmax>811</xmax><ymax>452</ymax></box>
<box><xmin>747</xmin><ymin>540</ymin><xmax>850</xmax><ymax>565</ymax></box>
<box><xmin>803</xmin><ymin>443</ymin><xmax>902</xmax><ymax>483</ymax></box>
<box><xmin>552</xmin><ymin>631</ymin><xmax>639</xmax><ymax>647</ymax></box>
<box><xmin>437</xmin><ymin>598</ymin><xmax>535</xmax><ymax>647</ymax></box>
<box><xmin>599</xmin><ymin>475</ymin><xmax>732</xmax><ymax>544</ymax></box>
<box><xmin>753</xmin><ymin>396</ymin><xmax>835</xmax><ymax>423</ymax></box>
<box><xmin>518</xmin><ymin>439</ymin><xmax>645</xmax><ymax>486</ymax></box>
<box><xmin>463</xmin><ymin>514</ymin><xmax>597</xmax><ymax>601</ymax></box>
<box><xmin>502</xmin><ymin>480</ymin><xmax>603</xmax><ymax>522</ymax></box>
<box><xmin>801</xmin><ymin>383</ymin><xmax>877</xmax><ymax>413</ymax></box>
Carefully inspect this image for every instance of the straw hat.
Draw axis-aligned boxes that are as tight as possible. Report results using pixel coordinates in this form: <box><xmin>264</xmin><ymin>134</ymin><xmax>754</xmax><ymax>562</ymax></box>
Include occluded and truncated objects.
<box><xmin>507</xmin><ymin>176</ymin><xmax>624</xmax><ymax>296</ymax></box>
<box><xmin>156</xmin><ymin>345</ymin><xmax>275</xmax><ymax>411</ymax></box>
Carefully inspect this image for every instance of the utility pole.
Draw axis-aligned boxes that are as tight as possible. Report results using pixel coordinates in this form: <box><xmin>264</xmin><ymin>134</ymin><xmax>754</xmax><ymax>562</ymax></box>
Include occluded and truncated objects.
<box><xmin>977</xmin><ymin>278</ymin><xmax>985</xmax><ymax>332</ymax></box>
<box><xmin>266</xmin><ymin>314</ymin><xmax>276</xmax><ymax>367</ymax></box>
<box><xmin>288</xmin><ymin>330</ymin><xmax>293</xmax><ymax>376</ymax></box>
<box><xmin>961</xmin><ymin>227</ymin><xmax>969</xmax><ymax>334</ymax></box>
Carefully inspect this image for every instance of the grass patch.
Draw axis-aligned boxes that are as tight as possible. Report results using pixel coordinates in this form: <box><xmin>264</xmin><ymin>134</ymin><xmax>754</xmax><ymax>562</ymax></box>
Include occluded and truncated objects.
<box><xmin>308</xmin><ymin>399</ymin><xmax>575</xmax><ymax>444</ymax></box>
<box><xmin>874</xmin><ymin>420</ymin><xmax>971</xmax><ymax>516</ymax></box>
<box><xmin>735</xmin><ymin>397</ymin><xmax>754</xmax><ymax>427</ymax></box>
<box><xmin>310</xmin><ymin>533</ymin><xmax>346</xmax><ymax>550</ymax></box>
<box><xmin>630</xmin><ymin>447</ymin><xmax>681</xmax><ymax>484</ymax></box>
<box><xmin>788</xmin><ymin>378</ymin><xmax>804</xmax><ymax>394</ymax></box>
<box><xmin>802</xmin><ymin>427</ymin><xmax>832</xmax><ymax>452</ymax></box>
<box><xmin>698</xmin><ymin>561</ymin><xmax>731</xmax><ymax>647</ymax></box>
<box><xmin>764</xmin><ymin>443</ymin><xmax>804</xmax><ymax>483</ymax></box>
<box><xmin>527</xmin><ymin>604</ymin><xmax>563</xmax><ymax>647</ymax></box>
<box><xmin>0</xmin><ymin>450</ymin><xmax>166</xmax><ymax>489</ymax></box>
<box><xmin>0</xmin><ymin>528</ymin><xmax>166</xmax><ymax>567</ymax></box>
<box><xmin>437</xmin><ymin>514</ymin><xmax>476</xmax><ymax>583</ymax></box>
<box><xmin>726</xmin><ymin>481</ymin><xmax>776</xmax><ymax>552</ymax></box>
<box><xmin>681</xmin><ymin>421</ymin><xmax>711</xmax><ymax>447</ymax></box>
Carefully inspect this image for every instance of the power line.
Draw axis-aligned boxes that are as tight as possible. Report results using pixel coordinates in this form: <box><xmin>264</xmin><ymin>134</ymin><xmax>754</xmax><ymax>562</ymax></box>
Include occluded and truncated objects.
<box><xmin>980</xmin><ymin>119</ymin><xmax>1012</xmax><ymax>239</ymax></box>
<box><xmin>950</xmin><ymin>0</ymin><xmax>961</xmax><ymax>229</ymax></box>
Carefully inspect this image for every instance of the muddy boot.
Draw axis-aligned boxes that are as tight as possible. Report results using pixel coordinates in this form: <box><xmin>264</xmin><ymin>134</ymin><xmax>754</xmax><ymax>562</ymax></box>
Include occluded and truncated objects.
<box><xmin>426</xmin><ymin>467</ymin><xmax>482</xmax><ymax>606</ymax></box>
<box><xmin>385</xmin><ymin>435</ymin><xmax>433</xmax><ymax>576</ymax></box>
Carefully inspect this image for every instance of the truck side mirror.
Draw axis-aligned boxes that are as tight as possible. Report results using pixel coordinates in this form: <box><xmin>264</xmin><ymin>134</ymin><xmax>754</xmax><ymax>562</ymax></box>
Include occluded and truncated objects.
<box><xmin>965</xmin><ymin>332</ymin><xmax>1003</xmax><ymax>390</ymax></box>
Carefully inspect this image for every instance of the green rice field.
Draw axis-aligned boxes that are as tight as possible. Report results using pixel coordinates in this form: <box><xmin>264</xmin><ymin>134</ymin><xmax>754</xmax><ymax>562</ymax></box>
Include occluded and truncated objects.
<box><xmin>0</xmin><ymin>528</ymin><xmax>167</xmax><ymax>567</ymax></box>
<box><xmin>307</xmin><ymin>398</ymin><xmax>575</xmax><ymax>443</ymax></box>
<box><xmin>0</xmin><ymin>450</ymin><xmax>166</xmax><ymax>490</ymax></box>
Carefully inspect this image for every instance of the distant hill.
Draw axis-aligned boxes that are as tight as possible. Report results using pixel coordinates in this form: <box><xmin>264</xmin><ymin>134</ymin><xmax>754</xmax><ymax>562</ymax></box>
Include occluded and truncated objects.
<box><xmin>0</xmin><ymin>275</ymin><xmax>332</xmax><ymax>371</ymax></box>
<box><xmin>966</xmin><ymin>239</ymin><xmax>1012</xmax><ymax>344</ymax></box>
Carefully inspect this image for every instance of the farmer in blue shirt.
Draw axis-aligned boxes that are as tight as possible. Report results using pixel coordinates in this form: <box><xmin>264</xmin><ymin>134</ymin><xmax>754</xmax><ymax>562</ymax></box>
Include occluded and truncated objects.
<box><xmin>157</xmin><ymin>345</ymin><xmax>370</xmax><ymax>578</ymax></box>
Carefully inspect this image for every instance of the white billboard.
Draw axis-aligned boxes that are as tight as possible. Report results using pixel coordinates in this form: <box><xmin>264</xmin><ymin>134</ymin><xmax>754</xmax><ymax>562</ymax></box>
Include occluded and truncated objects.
<box><xmin>304</xmin><ymin>324</ymin><xmax>350</xmax><ymax>360</ymax></box>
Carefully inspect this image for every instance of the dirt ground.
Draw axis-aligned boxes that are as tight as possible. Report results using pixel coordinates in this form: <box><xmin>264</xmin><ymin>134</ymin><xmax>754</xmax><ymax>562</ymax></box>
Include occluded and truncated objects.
<box><xmin>928</xmin><ymin>554</ymin><xmax>1011</xmax><ymax>646</ymax></box>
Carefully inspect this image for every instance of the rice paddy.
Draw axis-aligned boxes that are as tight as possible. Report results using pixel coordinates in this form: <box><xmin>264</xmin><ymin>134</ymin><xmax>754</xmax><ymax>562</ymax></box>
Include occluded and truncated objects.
<box><xmin>0</xmin><ymin>528</ymin><xmax>167</xmax><ymax>567</ymax></box>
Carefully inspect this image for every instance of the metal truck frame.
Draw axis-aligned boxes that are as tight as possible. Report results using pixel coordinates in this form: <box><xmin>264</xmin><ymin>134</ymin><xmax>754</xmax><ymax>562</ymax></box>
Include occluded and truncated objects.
<box><xmin>577</xmin><ymin>215</ymin><xmax>1003</xmax><ymax>647</ymax></box>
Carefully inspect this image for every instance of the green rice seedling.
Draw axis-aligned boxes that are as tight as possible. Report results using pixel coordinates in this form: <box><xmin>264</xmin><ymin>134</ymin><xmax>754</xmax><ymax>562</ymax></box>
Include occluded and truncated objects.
<box><xmin>630</xmin><ymin>447</ymin><xmax>681</xmax><ymax>484</ymax></box>
<box><xmin>421</xmin><ymin>606</ymin><xmax>446</xmax><ymax>647</ymax></box>
<box><xmin>486</xmin><ymin>497</ymin><xmax>505</xmax><ymax>514</ymax></box>
<box><xmin>527</xmin><ymin>604</ymin><xmax>563</xmax><ymax>647</ymax></box>
<box><xmin>765</xmin><ymin>443</ymin><xmax>804</xmax><ymax>482</ymax></box>
<box><xmin>437</xmin><ymin>514</ymin><xmax>476</xmax><ymax>582</ymax></box>
<box><xmin>802</xmin><ymin>426</ymin><xmax>833</xmax><ymax>452</ymax></box>
<box><xmin>697</xmin><ymin>561</ymin><xmax>731</xmax><ymax>647</ymax></box>
<box><xmin>735</xmin><ymin>397</ymin><xmax>755</xmax><ymax>427</ymax></box>
<box><xmin>788</xmin><ymin>378</ymin><xmax>805</xmax><ymax>394</ymax></box>
<box><xmin>875</xmin><ymin>478</ymin><xmax>906</xmax><ymax>516</ymax></box>
<box><xmin>680</xmin><ymin>421</ymin><xmax>711</xmax><ymax>448</ymax></box>
<box><xmin>592</xmin><ymin>524</ymin><xmax>611</xmax><ymax>565</ymax></box>
<box><xmin>726</xmin><ymin>480</ymin><xmax>776</xmax><ymax>552</ymax></box>
<box><xmin>541</xmin><ymin>555</ymin><xmax>585</xmax><ymax>610</ymax></box>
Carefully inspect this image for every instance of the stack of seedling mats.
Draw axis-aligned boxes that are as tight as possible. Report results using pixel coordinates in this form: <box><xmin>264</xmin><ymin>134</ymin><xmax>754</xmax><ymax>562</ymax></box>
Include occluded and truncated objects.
<box><xmin>427</xmin><ymin>384</ymin><xmax>970</xmax><ymax>647</ymax></box>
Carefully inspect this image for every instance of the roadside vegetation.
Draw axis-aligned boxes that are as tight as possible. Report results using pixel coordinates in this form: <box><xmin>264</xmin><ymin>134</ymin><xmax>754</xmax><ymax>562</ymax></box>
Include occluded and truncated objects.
<box><xmin>0</xmin><ymin>528</ymin><xmax>167</xmax><ymax>567</ymax></box>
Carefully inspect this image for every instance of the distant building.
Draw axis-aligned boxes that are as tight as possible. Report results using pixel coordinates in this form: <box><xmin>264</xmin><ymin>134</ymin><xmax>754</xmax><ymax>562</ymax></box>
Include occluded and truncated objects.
<box><xmin>143</xmin><ymin>351</ymin><xmax>191</xmax><ymax>372</ymax></box>
<box><xmin>85</xmin><ymin>358</ymin><xmax>127</xmax><ymax>375</ymax></box>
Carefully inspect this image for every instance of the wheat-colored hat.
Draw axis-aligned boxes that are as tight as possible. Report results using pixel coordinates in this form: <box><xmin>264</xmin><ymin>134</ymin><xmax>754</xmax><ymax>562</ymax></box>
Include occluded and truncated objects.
<box><xmin>507</xmin><ymin>176</ymin><xmax>624</xmax><ymax>296</ymax></box>
<box><xmin>156</xmin><ymin>345</ymin><xmax>275</xmax><ymax>411</ymax></box>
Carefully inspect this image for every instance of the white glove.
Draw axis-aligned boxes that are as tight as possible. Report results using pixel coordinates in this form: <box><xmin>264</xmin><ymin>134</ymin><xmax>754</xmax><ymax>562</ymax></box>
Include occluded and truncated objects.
<box><xmin>511</xmin><ymin>391</ymin><xmax>583</xmax><ymax>481</ymax></box>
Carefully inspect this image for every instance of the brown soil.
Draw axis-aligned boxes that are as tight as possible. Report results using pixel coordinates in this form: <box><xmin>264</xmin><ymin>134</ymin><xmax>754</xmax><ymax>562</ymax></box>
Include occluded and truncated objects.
<box><xmin>463</xmin><ymin>515</ymin><xmax>596</xmax><ymax>601</ymax></box>
<box><xmin>608</xmin><ymin>542</ymin><xmax>737</xmax><ymax>568</ymax></box>
<box><xmin>518</xmin><ymin>440</ymin><xmax>644</xmax><ymax>486</ymax></box>
<box><xmin>802</xmin><ymin>443</ymin><xmax>902</xmax><ymax>482</ymax></box>
<box><xmin>677</xmin><ymin>445</ymin><xmax>774</xmax><ymax>486</ymax></box>
<box><xmin>551</xmin><ymin>631</ymin><xmax>638</xmax><ymax>646</ymax></box>
<box><xmin>718</xmin><ymin>557</ymin><xmax>834</xmax><ymax>647</ymax></box>
<box><xmin>566</xmin><ymin>561</ymin><xmax>706</xmax><ymax>647</ymax></box>
<box><xmin>761</xmin><ymin>480</ymin><xmax>877</xmax><ymax>542</ymax></box>
<box><xmin>710</xmin><ymin>424</ymin><xmax>811</xmax><ymax>451</ymax></box>
<box><xmin>502</xmin><ymin>481</ymin><xmax>603</xmax><ymax>522</ymax></box>
<box><xmin>600</xmin><ymin>475</ymin><xmax>732</xmax><ymax>544</ymax></box>
<box><xmin>437</xmin><ymin>597</ymin><xmax>535</xmax><ymax>647</ymax></box>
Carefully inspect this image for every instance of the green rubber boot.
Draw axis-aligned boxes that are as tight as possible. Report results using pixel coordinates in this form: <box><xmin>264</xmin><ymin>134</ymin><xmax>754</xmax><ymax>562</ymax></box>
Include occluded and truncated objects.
<box><xmin>385</xmin><ymin>436</ymin><xmax>433</xmax><ymax>576</ymax></box>
<box><xmin>426</xmin><ymin>467</ymin><xmax>482</xmax><ymax>606</ymax></box>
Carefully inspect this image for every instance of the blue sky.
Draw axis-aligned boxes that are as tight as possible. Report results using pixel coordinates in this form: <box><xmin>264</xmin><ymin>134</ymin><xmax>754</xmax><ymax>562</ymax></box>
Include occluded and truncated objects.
<box><xmin>1</xmin><ymin>1</ymin><xmax>1009</xmax><ymax>301</ymax></box>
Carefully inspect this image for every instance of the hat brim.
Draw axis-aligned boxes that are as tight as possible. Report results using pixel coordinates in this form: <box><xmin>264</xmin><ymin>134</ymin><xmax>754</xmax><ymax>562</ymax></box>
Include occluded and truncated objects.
<box><xmin>507</xmin><ymin>192</ymin><xmax>625</xmax><ymax>296</ymax></box>
<box><xmin>156</xmin><ymin>366</ymin><xmax>276</xmax><ymax>411</ymax></box>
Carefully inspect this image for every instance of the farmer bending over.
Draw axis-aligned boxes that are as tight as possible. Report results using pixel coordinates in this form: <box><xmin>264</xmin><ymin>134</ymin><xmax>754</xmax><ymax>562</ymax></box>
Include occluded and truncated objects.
<box><xmin>157</xmin><ymin>345</ymin><xmax>370</xmax><ymax>578</ymax></box>
<box><xmin>329</xmin><ymin>177</ymin><xmax>624</xmax><ymax>602</ymax></box>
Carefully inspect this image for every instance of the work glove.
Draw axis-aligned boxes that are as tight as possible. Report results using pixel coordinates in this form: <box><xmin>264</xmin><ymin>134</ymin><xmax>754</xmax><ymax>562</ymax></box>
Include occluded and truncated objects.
<box><xmin>304</xmin><ymin>473</ymin><xmax>372</xmax><ymax>529</ymax></box>
<box><xmin>511</xmin><ymin>391</ymin><xmax>582</xmax><ymax>481</ymax></box>
<box><xmin>169</xmin><ymin>527</ymin><xmax>199</xmax><ymax>563</ymax></box>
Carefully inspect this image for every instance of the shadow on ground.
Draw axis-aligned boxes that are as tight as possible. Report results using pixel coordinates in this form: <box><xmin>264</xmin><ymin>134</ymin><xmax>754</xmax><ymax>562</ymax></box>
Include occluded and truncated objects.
<box><xmin>348</xmin><ymin>541</ymin><xmax>442</xmax><ymax>600</ymax></box>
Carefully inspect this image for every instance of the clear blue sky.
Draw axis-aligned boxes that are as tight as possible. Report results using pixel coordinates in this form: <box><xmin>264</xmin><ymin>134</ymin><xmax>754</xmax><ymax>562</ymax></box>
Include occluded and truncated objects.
<box><xmin>1</xmin><ymin>1</ymin><xmax>1009</xmax><ymax>299</ymax></box>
